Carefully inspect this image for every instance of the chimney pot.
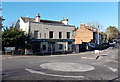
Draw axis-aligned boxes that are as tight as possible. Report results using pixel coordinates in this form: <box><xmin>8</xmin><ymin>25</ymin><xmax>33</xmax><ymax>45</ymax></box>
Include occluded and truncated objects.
<box><xmin>61</xmin><ymin>18</ymin><xmax>68</xmax><ymax>25</ymax></box>
<box><xmin>35</xmin><ymin>13</ymin><xmax>40</xmax><ymax>22</ymax></box>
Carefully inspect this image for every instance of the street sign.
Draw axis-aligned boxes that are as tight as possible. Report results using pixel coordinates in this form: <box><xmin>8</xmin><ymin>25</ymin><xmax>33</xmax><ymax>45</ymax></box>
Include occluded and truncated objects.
<box><xmin>4</xmin><ymin>47</ymin><xmax>15</xmax><ymax>53</ymax></box>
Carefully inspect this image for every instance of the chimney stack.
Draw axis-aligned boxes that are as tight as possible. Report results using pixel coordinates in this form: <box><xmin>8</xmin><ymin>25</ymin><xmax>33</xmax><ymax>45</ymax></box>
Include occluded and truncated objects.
<box><xmin>61</xmin><ymin>18</ymin><xmax>68</xmax><ymax>25</ymax></box>
<box><xmin>35</xmin><ymin>13</ymin><xmax>40</xmax><ymax>22</ymax></box>
<box><xmin>80</xmin><ymin>23</ymin><xmax>86</xmax><ymax>29</ymax></box>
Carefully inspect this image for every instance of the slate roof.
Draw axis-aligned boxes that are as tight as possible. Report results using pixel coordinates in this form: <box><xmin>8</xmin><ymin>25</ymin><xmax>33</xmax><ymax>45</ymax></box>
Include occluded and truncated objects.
<box><xmin>21</xmin><ymin>17</ymin><xmax>64</xmax><ymax>25</ymax></box>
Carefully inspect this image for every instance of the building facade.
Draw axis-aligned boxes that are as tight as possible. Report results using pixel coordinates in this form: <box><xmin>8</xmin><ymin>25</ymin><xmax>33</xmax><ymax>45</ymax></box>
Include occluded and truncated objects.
<box><xmin>16</xmin><ymin>13</ymin><xmax>75</xmax><ymax>54</ymax></box>
<box><xmin>75</xmin><ymin>23</ymin><xmax>102</xmax><ymax>45</ymax></box>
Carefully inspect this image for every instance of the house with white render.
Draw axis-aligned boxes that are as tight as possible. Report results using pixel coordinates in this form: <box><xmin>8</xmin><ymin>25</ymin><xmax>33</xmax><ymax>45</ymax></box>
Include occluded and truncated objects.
<box><xmin>15</xmin><ymin>13</ymin><xmax>75</xmax><ymax>54</ymax></box>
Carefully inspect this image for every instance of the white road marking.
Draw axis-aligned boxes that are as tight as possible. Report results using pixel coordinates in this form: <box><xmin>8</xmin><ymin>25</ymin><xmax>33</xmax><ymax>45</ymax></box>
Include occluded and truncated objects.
<box><xmin>14</xmin><ymin>57</ymin><xmax>20</xmax><ymax>58</ymax></box>
<box><xmin>81</xmin><ymin>57</ymin><xmax>95</xmax><ymax>59</ymax></box>
<box><xmin>2</xmin><ymin>58</ymin><xmax>6</xmax><ymax>59</ymax></box>
<box><xmin>113</xmin><ymin>61</ymin><xmax>120</xmax><ymax>63</ymax></box>
<box><xmin>25</xmin><ymin>68</ymin><xmax>85</xmax><ymax>78</ymax></box>
<box><xmin>7</xmin><ymin>57</ymin><xmax>13</xmax><ymax>59</ymax></box>
<box><xmin>108</xmin><ymin>67</ymin><xmax>117</xmax><ymax>72</ymax></box>
<box><xmin>30</xmin><ymin>62</ymin><xmax>33</xmax><ymax>63</ymax></box>
<box><xmin>104</xmin><ymin>65</ymin><xmax>117</xmax><ymax>72</ymax></box>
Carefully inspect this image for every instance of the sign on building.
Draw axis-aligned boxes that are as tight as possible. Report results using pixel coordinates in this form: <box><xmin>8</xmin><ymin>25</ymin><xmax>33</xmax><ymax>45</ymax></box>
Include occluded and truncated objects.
<box><xmin>4</xmin><ymin>47</ymin><xmax>15</xmax><ymax>54</ymax></box>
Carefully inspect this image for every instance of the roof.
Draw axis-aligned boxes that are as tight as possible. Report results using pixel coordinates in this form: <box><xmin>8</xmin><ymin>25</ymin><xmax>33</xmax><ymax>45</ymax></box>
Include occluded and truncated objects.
<box><xmin>20</xmin><ymin>17</ymin><xmax>64</xmax><ymax>25</ymax></box>
<box><xmin>76</xmin><ymin>26</ymin><xmax>97</xmax><ymax>33</ymax></box>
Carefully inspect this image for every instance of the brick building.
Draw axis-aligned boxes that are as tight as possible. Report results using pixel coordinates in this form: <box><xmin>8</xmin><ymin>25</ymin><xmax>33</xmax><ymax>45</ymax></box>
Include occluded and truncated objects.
<box><xmin>75</xmin><ymin>23</ymin><xmax>102</xmax><ymax>45</ymax></box>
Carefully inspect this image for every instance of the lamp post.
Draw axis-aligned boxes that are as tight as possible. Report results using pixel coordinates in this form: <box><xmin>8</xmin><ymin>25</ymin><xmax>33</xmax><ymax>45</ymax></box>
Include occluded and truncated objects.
<box><xmin>97</xmin><ymin>25</ymin><xmax>100</xmax><ymax>45</ymax></box>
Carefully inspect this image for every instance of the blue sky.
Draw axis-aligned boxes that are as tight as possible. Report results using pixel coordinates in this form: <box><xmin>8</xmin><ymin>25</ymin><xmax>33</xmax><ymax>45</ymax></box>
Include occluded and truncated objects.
<box><xmin>2</xmin><ymin>2</ymin><xmax>118</xmax><ymax>31</ymax></box>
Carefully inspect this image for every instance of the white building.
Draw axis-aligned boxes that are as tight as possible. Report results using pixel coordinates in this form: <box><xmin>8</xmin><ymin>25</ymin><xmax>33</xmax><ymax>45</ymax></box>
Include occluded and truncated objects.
<box><xmin>16</xmin><ymin>13</ymin><xmax>75</xmax><ymax>54</ymax></box>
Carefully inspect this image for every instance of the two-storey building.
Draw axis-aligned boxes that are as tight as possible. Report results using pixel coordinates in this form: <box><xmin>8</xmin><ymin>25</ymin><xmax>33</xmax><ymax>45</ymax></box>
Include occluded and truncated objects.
<box><xmin>75</xmin><ymin>23</ymin><xmax>103</xmax><ymax>52</ymax></box>
<box><xmin>75</xmin><ymin>23</ymin><xmax>102</xmax><ymax>45</ymax></box>
<box><xmin>16</xmin><ymin>13</ymin><xmax>75</xmax><ymax>54</ymax></box>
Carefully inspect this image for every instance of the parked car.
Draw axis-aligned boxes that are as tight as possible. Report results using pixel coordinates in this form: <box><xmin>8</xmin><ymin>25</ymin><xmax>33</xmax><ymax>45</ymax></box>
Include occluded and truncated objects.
<box><xmin>82</xmin><ymin>42</ymin><xmax>97</xmax><ymax>51</ymax></box>
<box><xmin>102</xmin><ymin>43</ymin><xmax>109</xmax><ymax>49</ymax></box>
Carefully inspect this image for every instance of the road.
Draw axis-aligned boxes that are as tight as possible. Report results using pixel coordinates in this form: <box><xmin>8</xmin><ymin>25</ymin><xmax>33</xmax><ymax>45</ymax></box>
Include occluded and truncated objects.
<box><xmin>1</xmin><ymin>46</ymin><xmax>119</xmax><ymax>81</ymax></box>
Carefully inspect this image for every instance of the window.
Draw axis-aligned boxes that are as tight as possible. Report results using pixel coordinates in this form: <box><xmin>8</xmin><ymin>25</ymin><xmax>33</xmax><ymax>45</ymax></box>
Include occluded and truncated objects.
<box><xmin>67</xmin><ymin>32</ymin><xmax>70</xmax><ymax>39</ymax></box>
<box><xmin>44</xmin><ymin>33</ymin><xmax>46</xmax><ymax>38</ymax></box>
<box><xmin>59</xmin><ymin>32</ymin><xmax>62</xmax><ymax>39</ymax></box>
<box><xmin>49</xmin><ymin>31</ymin><xmax>54</xmax><ymax>39</ymax></box>
<box><xmin>59</xmin><ymin>44</ymin><xmax>63</xmax><ymax>50</ymax></box>
<box><xmin>43</xmin><ymin>45</ymin><xmax>46</xmax><ymax>50</ymax></box>
<box><xmin>34</xmin><ymin>31</ymin><xmax>38</xmax><ymax>39</ymax></box>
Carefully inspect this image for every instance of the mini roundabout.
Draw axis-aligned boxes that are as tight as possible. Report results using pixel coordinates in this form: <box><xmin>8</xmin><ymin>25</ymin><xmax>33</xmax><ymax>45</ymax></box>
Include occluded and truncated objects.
<box><xmin>26</xmin><ymin>62</ymin><xmax>95</xmax><ymax>79</ymax></box>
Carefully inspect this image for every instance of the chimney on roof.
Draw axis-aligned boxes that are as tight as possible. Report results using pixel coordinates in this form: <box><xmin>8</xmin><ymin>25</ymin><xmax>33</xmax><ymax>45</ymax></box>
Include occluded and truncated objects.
<box><xmin>35</xmin><ymin>13</ymin><xmax>40</xmax><ymax>22</ymax></box>
<box><xmin>61</xmin><ymin>18</ymin><xmax>68</xmax><ymax>25</ymax></box>
<box><xmin>80</xmin><ymin>23</ymin><xmax>86</xmax><ymax>29</ymax></box>
<box><xmin>89</xmin><ymin>26</ymin><xmax>93</xmax><ymax>30</ymax></box>
<box><xmin>85</xmin><ymin>24</ymin><xmax>89</xmax><ymax>29</ymax></box>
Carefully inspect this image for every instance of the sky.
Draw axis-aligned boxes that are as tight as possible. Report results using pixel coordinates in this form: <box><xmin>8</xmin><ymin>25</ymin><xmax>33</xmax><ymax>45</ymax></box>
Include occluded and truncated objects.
<box><xmin>2</xmin><ymin>2</ymin><xmax>118</xmax><ymax>32</ymax></box>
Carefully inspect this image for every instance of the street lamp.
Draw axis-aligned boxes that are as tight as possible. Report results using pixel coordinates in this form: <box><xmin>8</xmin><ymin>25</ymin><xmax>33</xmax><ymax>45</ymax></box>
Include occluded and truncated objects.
<box><xmin>97</xmin><ymin>25</ymin><xmax>100</xmax><ymax>45</ymax></box>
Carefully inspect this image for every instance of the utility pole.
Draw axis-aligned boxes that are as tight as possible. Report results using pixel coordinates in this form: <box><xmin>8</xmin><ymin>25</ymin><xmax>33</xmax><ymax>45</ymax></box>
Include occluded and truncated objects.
<box><xmin>98</xmin><ymin>25</ymin><xmax>100</xmax><ymax>45</ymax></box>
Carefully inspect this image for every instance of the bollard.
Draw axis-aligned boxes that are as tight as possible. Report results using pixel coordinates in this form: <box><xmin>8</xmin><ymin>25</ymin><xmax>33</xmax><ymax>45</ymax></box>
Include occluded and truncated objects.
<box><xmin>94</xmin><ymin>50</ymin><xmax>100</xmax><ymax>59</ymax></box>
<box><xmin>94</xmin><ymin>50</ymin><xmax>100</xmax><ymax>54</ymax></box>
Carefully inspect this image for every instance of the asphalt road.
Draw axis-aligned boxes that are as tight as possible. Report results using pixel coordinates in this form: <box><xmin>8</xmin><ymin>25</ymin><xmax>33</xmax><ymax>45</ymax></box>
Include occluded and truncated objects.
<box><xmin>1</xmin><ymin>46</ymin><xmax>119</xmax><ymax>81</ymax></box>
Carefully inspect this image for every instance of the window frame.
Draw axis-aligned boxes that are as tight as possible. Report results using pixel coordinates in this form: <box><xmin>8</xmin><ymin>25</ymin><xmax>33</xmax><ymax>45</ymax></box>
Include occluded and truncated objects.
<box><xmin>34</xmin><ymin>30</ymin><xmax>39</xmax><ymax>39</ymax></box>
<box><xmin>59</xmin><ymin>32</ymin><xmax>62</xmax><ymax>39</ymax></box>
<box><xmin>49</xmin><ymin>31</ymin><xmax>54</xmax><ymax>39</ymax></box>
<box><xmin>67</xmin><ymin>32</ymin><xmax>70</xmax><ymax>39</ymax></box>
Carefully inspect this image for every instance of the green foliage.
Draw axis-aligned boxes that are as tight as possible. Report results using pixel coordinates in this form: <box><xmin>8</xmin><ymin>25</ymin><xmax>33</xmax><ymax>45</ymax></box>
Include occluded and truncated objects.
<box><xmin>100</xmin><ymin>32</ymin><xmax>107</xmax><ymax>43</ymax></box>
<box><xmin>106</xmin><ymin>26</ymin><xmax>118</xmax><ymax>41</ymax></box>
<box><xmin>2</xmin><ymin>27</ymin><xmax>25</xmax><ymax>49</ymax></box>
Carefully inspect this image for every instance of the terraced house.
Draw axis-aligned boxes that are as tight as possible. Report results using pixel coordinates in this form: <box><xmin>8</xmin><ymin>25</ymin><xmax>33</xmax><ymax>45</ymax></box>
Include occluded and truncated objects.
<box><xmin>16</xmin><ymin>13</ymin><xmax>75</xmax><ymax>54</ymax></box>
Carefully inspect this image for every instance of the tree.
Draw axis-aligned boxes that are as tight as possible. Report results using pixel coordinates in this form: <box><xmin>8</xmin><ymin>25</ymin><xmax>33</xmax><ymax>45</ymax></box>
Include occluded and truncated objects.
<box><xmin>86</xmin><ymin>21</ymin><xmax>103</xmax><ymax>31</ymax></box>
<box><xmin>2</xmin><ymin>26</ymin><xmax>25</xmax><ymax>50</ymax></box>
<box><xmin>106</xmin><ymin>26</ymin><xmax>118</xmax><ymax>42</ymax></box>
<box><xmin>100</xmin><ymin>32</ymin><xmax>107</xmax><ymax>43</ymax></box>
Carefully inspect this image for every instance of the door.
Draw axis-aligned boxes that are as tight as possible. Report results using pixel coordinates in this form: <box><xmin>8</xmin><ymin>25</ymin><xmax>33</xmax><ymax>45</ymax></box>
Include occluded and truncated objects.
<box><xmin>48</xmin><ymin>42</ymin><xmax>55</xmax><ymax>53</ymax></box>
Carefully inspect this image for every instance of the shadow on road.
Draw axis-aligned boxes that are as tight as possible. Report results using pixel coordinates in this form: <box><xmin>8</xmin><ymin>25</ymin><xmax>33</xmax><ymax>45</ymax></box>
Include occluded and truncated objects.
<box><xmin>108</xmin><ymin>76</ymin><xmax>120</xmax><ymax>82</ymax></box>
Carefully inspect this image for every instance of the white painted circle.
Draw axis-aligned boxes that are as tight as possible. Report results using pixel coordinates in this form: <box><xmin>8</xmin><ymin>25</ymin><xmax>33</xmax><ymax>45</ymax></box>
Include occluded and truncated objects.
<box><xmin>40</xmin><ymin>62</ymin><xmax>94</xmax><ymax>72</ymax></box>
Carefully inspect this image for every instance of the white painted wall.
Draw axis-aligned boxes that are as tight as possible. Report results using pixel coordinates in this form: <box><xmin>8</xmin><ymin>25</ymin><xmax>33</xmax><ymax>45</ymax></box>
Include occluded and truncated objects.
<box><xmin>18</xmin><ymin>17</ymin><xmax>30</xmax><ymax>33</ymax></box>
<box><xmin>30</xmin><ymin>22</ymin><xmax>75</xmax><ymax>39</ymax></box>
